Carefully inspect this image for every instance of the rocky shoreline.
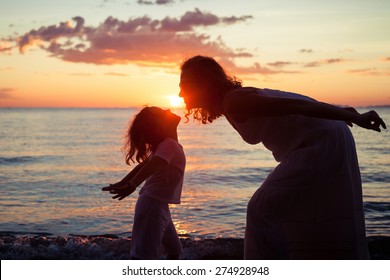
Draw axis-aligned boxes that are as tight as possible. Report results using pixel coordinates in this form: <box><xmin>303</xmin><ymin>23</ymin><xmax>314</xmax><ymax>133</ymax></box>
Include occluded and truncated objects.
<box><xmin>1</xmin><ymin>234</ymin><xmax>389</xmax><ymax>260</ymax></box>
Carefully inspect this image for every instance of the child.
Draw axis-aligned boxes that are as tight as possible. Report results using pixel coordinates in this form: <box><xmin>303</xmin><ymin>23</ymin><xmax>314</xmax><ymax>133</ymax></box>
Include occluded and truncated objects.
<box><xmin>102</xmin><ymin>106</ymin><xmax>185</xmax><ymax>260</ymax></box>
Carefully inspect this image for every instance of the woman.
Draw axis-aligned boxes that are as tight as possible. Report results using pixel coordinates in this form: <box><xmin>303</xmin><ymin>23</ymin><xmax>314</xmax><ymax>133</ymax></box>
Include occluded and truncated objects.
<box><xmin>179</xmin><ymin>55</ymin><xmax>386</xmax><ymax>259</ymax></box>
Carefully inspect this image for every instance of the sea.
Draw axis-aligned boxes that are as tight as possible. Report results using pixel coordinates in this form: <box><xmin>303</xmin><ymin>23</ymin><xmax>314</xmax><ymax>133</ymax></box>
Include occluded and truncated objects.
<box><xmin>0</xmin><ymin>107</ymin><xmax>389</xmax><ymax>259</ymax></box>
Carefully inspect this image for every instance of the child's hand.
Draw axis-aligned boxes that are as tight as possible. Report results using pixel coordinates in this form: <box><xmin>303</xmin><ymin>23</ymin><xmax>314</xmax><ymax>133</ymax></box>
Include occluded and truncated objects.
<box><xmin>102</xmin><ymin>181</ymin><xmax>127</xmax><ymax>192</ymax></box>
<box><xmin>111</xmin><ymin>187</ymin><xmax>136</xmax><ymax>200</ymax></box>
<box><xmin>102</xmin><ymin>182</ymin><xmax>137</xmax><ymax>200</ymax></box>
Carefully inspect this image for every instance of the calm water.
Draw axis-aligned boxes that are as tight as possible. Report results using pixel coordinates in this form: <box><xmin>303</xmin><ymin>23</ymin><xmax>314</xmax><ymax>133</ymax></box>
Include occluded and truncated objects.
<box><xmin>0</xmin><ymin>107</ymin><xmax>389</xmax><ymax>238</ymax></box>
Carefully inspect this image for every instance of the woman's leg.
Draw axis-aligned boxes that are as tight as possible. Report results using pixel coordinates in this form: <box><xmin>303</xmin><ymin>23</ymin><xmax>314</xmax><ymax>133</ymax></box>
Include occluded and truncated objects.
<box><xmin>244</xmin><ymin>186</ymin><xmax>289</xmax><ymax>259</ymax></box>
<box><xmin>245</xmin><ymin>123</ymin><xmax>369</xmax><ymax>259</ymax></box>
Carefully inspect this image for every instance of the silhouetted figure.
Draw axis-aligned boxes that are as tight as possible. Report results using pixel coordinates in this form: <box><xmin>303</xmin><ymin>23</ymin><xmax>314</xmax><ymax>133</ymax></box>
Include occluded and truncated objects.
<box><xmin>103</xmin><ymin>106</ymin><xmax>185</xmax><ymax>260</ymax></box>
<box><xmin>179</xmin><ymin>55</ymin><xmax>386</xmax><ymax>259</ymax></box>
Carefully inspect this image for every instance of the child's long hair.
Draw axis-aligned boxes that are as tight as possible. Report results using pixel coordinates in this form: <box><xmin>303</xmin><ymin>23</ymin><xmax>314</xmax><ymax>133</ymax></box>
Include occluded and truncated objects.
<box><xmin>124</xmin><ymin>106</ymin><xmax>164</xmax><ymax>165</ymax></box>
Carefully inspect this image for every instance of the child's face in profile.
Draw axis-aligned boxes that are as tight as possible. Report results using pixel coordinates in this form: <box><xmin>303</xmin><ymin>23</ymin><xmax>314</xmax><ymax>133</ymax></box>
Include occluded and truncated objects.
<box><xmin>149</xmin><ymin>107</ymin><xmax>181</xmax><ymax>131</ymax></box>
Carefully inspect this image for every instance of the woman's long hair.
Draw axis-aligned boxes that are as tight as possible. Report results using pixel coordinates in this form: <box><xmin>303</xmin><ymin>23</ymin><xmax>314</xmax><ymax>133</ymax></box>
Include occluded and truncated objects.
<box><xmin>181</xmin><ymin>55</ymin><xmax>242</xmax><ymax>123</ymax></box>
<box><xmin>123</xmin><ymin>106</ymin><xmax>163</xmax><ymax>165</ymax></box>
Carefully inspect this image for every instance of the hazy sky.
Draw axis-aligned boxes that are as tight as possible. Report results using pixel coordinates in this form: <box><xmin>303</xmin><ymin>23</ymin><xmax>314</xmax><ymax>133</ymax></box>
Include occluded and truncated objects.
<box><xmin>1</xmin><ymin>0</ymin><xmax>389</xmax><ymax>108</ymax></box>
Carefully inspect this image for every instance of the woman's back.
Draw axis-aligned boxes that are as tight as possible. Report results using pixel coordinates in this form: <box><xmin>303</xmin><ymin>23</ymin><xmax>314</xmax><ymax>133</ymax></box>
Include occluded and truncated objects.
<box><xmin>226</xmin><ymin>87</ymin><xmax>346</xmax><ymax>162</ymax></box>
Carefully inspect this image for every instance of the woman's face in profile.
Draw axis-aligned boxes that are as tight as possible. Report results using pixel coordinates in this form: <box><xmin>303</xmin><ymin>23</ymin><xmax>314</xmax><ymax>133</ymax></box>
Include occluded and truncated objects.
<box><xmin>179</xmin><ymin>70</ymin><xmax>207</xmax><ymax>110</ymax></box>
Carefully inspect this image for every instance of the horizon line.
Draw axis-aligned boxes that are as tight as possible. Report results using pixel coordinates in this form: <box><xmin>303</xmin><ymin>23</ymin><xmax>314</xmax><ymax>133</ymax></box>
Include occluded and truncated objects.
<box><xmin>0</xmin><ymin>105</ymin><xmax>389</xmax><ymax>109</ymax></box>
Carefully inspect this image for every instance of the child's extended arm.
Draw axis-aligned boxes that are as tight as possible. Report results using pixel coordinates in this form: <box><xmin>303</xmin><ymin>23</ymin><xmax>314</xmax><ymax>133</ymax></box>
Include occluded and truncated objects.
<box><xmin>104</xmin><ymin>156</ymin><xmax>168</xmax><ymax>200</ymax></box>
<box><xmin>102</xmin><ymin>162</ymin><xmax>145</xmax><ymax>192</ymax></box>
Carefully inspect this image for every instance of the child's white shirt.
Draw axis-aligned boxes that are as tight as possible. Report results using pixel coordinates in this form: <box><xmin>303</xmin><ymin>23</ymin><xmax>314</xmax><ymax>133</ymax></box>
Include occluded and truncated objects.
<box><xmin>139</xmin><ymin>137</ymin><xmax>185</xmax><ymax>204</ymax></box>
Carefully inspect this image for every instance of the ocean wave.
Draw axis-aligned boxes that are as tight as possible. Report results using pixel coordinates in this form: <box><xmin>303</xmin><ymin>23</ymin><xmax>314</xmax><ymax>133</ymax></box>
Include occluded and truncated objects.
<box><xmin>184</xmin><ymin>167</ymin><xmax>272</xmax><ymax>186</ymax></box>
<box><xmin>0</xmin><ymin>156</ymin><xmax>36</xmax><ymax>165</ymax></box>
<box><xmin>364</xmin><ymin>202</ymin><xmax>390</xmax><ymax>212</ymax></box>
<box><xmin>0</xmin><ymin>155</ymin><xmax>63</xmax><ymax>165</ymax></box>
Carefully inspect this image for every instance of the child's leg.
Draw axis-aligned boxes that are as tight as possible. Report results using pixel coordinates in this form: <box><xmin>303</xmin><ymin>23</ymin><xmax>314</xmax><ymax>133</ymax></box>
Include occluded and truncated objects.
<box><xmin>131</xmin><ymin>195</ymin><xmax>169</xmax><ymax>259</ymax></box>
<box><xmin>161</xmin><ymin>210</ymin><xmax>182</xmax><ymax>259</ymax></box>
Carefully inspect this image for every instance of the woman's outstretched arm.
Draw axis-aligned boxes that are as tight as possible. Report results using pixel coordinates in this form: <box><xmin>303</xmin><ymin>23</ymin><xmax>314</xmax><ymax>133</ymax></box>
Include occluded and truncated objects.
<box><xmin>224</xmin><ymin>90</ymin><xmax>386</xmax><ymax>132</ymax></box>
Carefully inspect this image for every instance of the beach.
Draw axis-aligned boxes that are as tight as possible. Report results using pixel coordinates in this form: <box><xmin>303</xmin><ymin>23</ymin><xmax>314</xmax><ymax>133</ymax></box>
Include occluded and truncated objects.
<box><xmin>1</xmin><ymin>234</ymin><xmax>389</xmax><ymax>260</ymax></box>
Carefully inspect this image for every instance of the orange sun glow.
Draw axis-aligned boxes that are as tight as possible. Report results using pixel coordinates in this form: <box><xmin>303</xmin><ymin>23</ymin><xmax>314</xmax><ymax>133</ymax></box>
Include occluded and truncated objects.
<box><xmin>168</xmin><ymin>95</ymin><xmax>185</xmax><ymax>108</ymax></box>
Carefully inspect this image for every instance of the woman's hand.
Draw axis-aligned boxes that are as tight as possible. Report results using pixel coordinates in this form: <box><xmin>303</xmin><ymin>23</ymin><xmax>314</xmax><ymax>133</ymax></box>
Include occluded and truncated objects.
<box><xmin>343</xmin><ymin>107</ymin><xmax>359</xmax><ymax>127</ymax></box>
<box><xmin>355</xmin><ymin>110</ymin><xmax>387</xmax><ymax>132</ymax></box>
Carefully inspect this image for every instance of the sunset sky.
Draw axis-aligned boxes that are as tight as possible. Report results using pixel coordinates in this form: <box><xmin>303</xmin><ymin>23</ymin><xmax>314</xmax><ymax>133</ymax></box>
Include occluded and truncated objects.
<box><xmin>1</xmin><ymin>0</ymin><xmax>389</xmax><ymax>108</ymax></box>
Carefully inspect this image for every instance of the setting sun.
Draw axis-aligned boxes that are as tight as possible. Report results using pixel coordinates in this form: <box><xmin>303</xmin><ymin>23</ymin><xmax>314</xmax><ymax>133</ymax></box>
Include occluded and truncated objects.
<box><xmin>168</xmin><ymin>95</ymin><xmax>185</xmax><ymax>108</ymax></box>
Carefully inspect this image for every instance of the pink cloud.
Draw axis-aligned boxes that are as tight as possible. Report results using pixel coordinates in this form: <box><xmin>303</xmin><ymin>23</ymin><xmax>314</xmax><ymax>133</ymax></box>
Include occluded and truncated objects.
<box><xmin>324</xmin><ymin>58</ymin><xmax>346</xmax><ymax>64</ymax></box>
<box><xmin>0</xmin><ymin>45</ymin><xmax>14</xmax><ymax>52</ymax></box>
<box><xmin>104</xmin><ymin>72</ymin><xmax>128</xmax><ymax>77</ymax></box>
<box><xmin>220</xmin><ymin>59</ymin><xmax>301</xmax><ymax>76</ymax></box>
<box><xmin>299</xmin><ymin>49</ymin><xmax>313</xmax><ymax>54</ymax></box>
<box><xmin>0</xmin><ymin>37</ymin><xmax>16</xmax><ymax>53</ymax></box>
<box><xmin>267</xmin><ymin>61</ymin><xmax>296</xmax><ymax>68</ymax></box>
<box><xmin>138</xmin><ymin>0</ymin><xmax>174</xmax><ymax>5</ymax></box>
<box><xmin>348</xmin><ymin>68</ymin><xmax>390</xmax><ymax>76</ymax></box>
<box><xmin>17</xmin><ymin>16</ymin><xmax>86</xmax><ymax>53</ymax></box>
<box><xmin>303</xmin><ymin>58</ymin><xmax>349</xmax><ymax>68</ymax></box>
<box><xmin>6</xmin><ymin>10</ymin><xmax>304</xmax><ymax>78</ymax></box>
<box><xmin>11</xmin><ymin>10</ymin><xmax>261</xmax><ymax>75</ymax></box>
